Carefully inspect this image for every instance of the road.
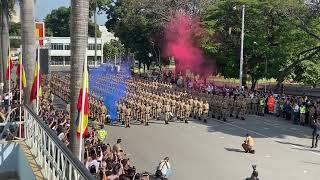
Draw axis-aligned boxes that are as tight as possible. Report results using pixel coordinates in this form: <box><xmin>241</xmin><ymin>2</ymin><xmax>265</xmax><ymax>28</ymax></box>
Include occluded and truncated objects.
<box><xmin>105</xmin><ymin>115</ymin><xmax>320</xmax><ymax>180</ymax></box>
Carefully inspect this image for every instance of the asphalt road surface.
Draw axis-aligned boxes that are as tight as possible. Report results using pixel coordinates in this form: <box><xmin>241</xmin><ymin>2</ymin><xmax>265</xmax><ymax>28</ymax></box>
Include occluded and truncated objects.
<box><xmin>105</xmin><ymin>115</ymin><xmax>320</xmax><ymax>180</ymax></box>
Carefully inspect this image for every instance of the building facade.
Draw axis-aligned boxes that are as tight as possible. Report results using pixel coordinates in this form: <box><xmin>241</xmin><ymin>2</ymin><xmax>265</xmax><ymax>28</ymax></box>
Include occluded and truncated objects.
<box><xmin>45</xmin><ymin>37</ymin><xmax>103</xmax><ymax>66</ymax></box>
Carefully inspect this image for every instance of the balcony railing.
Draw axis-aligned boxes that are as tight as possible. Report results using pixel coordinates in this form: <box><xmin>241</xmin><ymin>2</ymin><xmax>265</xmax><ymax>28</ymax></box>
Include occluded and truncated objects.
<box><xmin>23</xmin><ymin>105</ymin><xmax>95</xmax><ymax>180</ymax></box>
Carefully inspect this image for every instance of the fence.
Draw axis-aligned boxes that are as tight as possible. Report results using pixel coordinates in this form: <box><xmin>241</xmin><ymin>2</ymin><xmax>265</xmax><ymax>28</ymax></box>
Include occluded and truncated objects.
<box><xmin>23</xmin><ymin>105</ymin><xmax>95</xmax><ymax>180</ymax></box>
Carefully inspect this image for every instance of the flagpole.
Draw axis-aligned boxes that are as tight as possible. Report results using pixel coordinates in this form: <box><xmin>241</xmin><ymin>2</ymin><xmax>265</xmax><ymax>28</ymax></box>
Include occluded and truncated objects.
<box><xmin>78</xmin><ymin>49</ymin><xmax>87</xmax><ymax>160</ymax></box>
<box><xmin>36</xmin><ymin>46</ymin><xmax>40</xmax><ymax>115</ymax></box>
<box><xmin>8</xmin><ymin>44</ymin><xmax>11</xmax><ymax>122</ymax></box>
<box><xmin>19</xmin><ymin>49</ymin><xmax>22</xmax><ymax>138</ymax></box>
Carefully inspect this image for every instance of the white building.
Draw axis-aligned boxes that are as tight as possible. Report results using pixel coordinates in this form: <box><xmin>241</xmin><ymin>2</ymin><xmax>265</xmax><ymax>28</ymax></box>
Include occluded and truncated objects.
<box><xmin>45</xmin><ymin>37</ymin><xmax>103</xmax><ymax>66</ymax></box>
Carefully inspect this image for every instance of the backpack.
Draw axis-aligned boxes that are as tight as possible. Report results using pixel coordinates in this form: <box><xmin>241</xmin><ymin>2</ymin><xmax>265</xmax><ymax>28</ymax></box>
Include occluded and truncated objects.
<box><xmin>89</xmin><ymin>164</ymin><xmax>96</xmax><ymax>174</ymax></box>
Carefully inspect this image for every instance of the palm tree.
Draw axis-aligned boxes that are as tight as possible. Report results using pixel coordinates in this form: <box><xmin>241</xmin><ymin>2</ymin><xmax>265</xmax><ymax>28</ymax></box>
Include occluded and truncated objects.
<box><xmin>0</xmin><ymin>0</ymin><xmax>10</xmax><ymax>94</ymax></box>
<box><xmin>69</xmin><ymin>0</ymin><xmax>89</xmax><ymax>156</ymax></box>
<box><xmin>20</xmin><ymin>0</ymin><xmax>36</xmax><ymax>107</ymax></box>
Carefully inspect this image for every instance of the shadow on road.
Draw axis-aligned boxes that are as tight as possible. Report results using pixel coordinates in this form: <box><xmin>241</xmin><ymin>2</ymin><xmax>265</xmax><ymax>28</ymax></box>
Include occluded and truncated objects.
<box><xmin>274</xmin><ymin>140</ymin><xmax>310</xmax><ymax>148</ymax></box>
<box><xmin>191</xmin><ymin>113</ymin><xmax>313</xmax><ymax>140</ymax></box>
<box><xmin>302</xmin><ymin>161</ymin><xmax>320</xmax><ymax>166</ymax></box>
<box><xmin>224</xmin><ymin>147</ymin><xmax>245</xmax><ymax>153</ymax></box>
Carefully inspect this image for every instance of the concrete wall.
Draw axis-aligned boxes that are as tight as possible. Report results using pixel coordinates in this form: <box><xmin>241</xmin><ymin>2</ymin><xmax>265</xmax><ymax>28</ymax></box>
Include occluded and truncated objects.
<box><xmin>0</xmin><ymin>142</ymin><xmax>36</xmax><ymax>180</ymax></box>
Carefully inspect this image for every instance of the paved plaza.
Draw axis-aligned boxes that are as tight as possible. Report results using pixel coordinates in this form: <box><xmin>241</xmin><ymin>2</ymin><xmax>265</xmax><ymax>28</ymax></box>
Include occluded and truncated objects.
<box><xmin>106</xmin><ymin>115</ymin><xmax>320</xmax><ymax>180</ymax></box>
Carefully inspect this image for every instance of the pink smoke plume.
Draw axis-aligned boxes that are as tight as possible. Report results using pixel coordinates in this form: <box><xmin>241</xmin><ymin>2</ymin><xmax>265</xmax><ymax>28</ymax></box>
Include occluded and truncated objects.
<box><xmin>163</xmin><ymin>13</ymin><xmax>214</xmax><ymax>77</ymax></box>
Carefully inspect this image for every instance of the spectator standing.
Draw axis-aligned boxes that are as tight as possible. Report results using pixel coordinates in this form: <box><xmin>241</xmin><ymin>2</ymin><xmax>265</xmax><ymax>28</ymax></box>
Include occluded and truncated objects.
<box><xmin>300</xmin><ymin>103</ymin><xmax>306</xmax><ymax>126</ymax></box>
<box><xmin>293</xmin><ymin>102</ymin><xmax>300</xmax><ymax>124</ymax></box>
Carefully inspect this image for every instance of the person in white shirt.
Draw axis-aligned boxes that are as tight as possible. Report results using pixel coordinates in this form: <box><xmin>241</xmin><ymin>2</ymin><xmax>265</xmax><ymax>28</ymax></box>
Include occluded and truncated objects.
<box><xmin>156</xmin><ymin>157</ymin><xmax>172</xmax><ymax>178</ymax></box>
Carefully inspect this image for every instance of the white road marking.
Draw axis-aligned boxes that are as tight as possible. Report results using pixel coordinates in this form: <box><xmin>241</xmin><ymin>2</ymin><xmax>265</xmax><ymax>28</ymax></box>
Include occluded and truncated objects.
<box><xmin>220</xmin><ymin>137</ymin><xmax>225</xmax><ymax>139</ymax></box>
<box><xmin>263</xmin><ymin>127</ymin><xmax>270</xmax><ymax>130</ymax></box>
<box><xmin>265</xmin><ymin>154</ymin><xmax>271</xmax><ymax>158</ymax></box>
<box><xmin>303</xmin><ymin>170</ymin><xmax>308</xmax><ymax>173</ymax></box>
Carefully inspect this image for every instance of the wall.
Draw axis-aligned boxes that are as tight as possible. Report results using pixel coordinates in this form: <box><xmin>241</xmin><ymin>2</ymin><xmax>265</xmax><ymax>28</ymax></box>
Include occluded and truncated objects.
<box><xmin>0</xmin><ymin>142</ymin><xmax>36</xmax><ymax>180</ymax></box>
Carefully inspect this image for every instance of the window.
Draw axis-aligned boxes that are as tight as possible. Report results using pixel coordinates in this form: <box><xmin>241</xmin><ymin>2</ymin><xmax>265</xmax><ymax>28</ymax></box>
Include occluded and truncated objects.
<box><xmin>65</xmin><ymin>56</ymin><xmax>70</xmax><ymax>65</ymax></box>
<box><xmin>88</xmin><ymin>44</ymin><xmax>101</xmax><ymax>50</ymax></box>
<box><xmin>64</xmin><ymin>44</ymin><xmax>70</xmax><ymax>50</ymax></box>
<box><xmin>51</xmin><ymin>56</ymin><xmax>64</xmax><ymax>65</ymax></box>
<box><xmin>51</xmin><ymin>43</ymin><xmax>64</xmax><ymax>50</ymax></box>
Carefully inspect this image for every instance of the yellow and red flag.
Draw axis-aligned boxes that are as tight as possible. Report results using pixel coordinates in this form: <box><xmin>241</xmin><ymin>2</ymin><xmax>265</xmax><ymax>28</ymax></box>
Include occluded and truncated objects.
<box><xmin>76</xmin><ymin>69</ymin><xmax>89</xmax><ymax>138</ymax></box>
<box><xmin>16</xmin><ymin>55</ymin><xmax>27</xmax><ymax>88</ymax></box>
<box><xmin>5</xmin><ymin>52</ymin><xmax>13</xmax><ymax>80</ymax></box>
<box><xmin>30</xmin><ymin>62</ymin><xmax>42</xmax><ymax>102</ymax></box>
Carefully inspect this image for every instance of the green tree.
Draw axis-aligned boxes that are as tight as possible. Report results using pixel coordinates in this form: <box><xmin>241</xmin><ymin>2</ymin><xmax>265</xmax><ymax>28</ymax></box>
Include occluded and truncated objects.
<box><xmin>9</xmin><ymin>21</ymin><xmax>21</xmax><ymax>48</ymax></box>
<box><xmin>294</xmin><ymin>61</ymin><xmax>320</xmax><ymax>87</ymax></box>
<box><xmin>103</xmin><ymin>39</ymin><xmax>124</xmax><ymax>61</ymax></box>
<box><xmin>202</xmin><ymin>0</ymin><xmax>320</xmax><ymax>89</ymax></box>
<box><xmin>44</xmin><ymin>7</ymin><xmax>101</xmax><ymax>37</ymax></box>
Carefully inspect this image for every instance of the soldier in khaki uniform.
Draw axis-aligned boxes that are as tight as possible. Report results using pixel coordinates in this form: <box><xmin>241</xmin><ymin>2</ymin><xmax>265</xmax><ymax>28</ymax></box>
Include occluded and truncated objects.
<box><xmin>197</xmin><ymin>99</ymin><xmax>203</xmax><ymax>121</ymax></box>
<box><xmin>229</xmin><ymin>95</ymin><xmax>235</xmax><ymax>118</ymax></box>
<box><xmin>240</xmin><ymin>96</ymin><xmax>247</xmax><ymax>120</ymax></box>
<box><xmin>164</xmin><ymin>101</ymin><xmax>170</xmax><ymax>124</ymax></box>
<box><xmin>185</xmin><ymin>102</ymin><xmax>191</xmax><ymax>123</ymax></box>
<box><xmin>234</xmin><ymin>96</ymin><xmax>241</xmax><ymax>119</ymax></box>
<box><xmin>156</xmin><ymin>100</ymin><xmax>162</xmax><ymax>120</ymax></box>
<box><xmin>125</xmin><ymin>106</ymin><xmax>131</xmax><ymax>128</ymax></box>
<box><xmin>202</xmin><ymin>100</ymin><xmax>209</xmax><ymax>123</ymax></box>
<box><xmin>145</xmin><ymin>103</ymin><xmax>151</xmax><ymax>126</ymax></box>
<box><xmin>252</xmin><ymin>95</ymin><xmax>259</xmax><ymax>115</ymax></box>
<box><xmin>221</xmin><ymin>96</ymin><xmax>229</xmax><ymax>122</ymax></box>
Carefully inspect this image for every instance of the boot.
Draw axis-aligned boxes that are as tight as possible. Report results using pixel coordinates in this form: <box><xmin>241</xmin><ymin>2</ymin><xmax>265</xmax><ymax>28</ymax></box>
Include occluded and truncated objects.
<box><xmin>122</xmin><ymin>121</ymin><xmax>125</xmax><ymax>125</ymax></box>
<box><xmin>217</xmin><ymin>116</ymin><xmax>221</xmax><ymax>120</ymax></box>
<box><xmin>241</xmin><ymin>117</ymin><xmax>245</xmax><ymax>120</ymax></box>
<box><xmin>230</xmin><ymin>114</ymin><xmax>233</xmax><ymax>117</ymax></box>
<box><xmin>165</xmin><ymin>121</ymin><xmax>169</xmax><ymax>124</ymax></box>
<box><xmin>236</xmin><ymin>116</ymin><xmax>239</xmax><ymax>119</ymax></box>
<box><xmin>223</xmin><ymin>118</ymin><xmax>227</xmax><ymax>122</ymax></box>
<box><xmin>145</xmin><ymin>122</ymin><xmax>149</xmax><ymax>126</ymax></box>
<box><xmin>212</xmin><ymin>114</ymin><xmax>215</xmax><ymax>118</ymax></box>
<box><xmin>250</xmin><ymin>150</ymin><xmax>255</xmax><ymax>154</ymax></box>
<box><xmin>204</xmin><ymin>119</ymin><xmax>207</xmax><ymax>123</ymax></box>
<box><xmin>185</xmin><ymin>120</ymin><xmax>188</xmax><ymax>123</ymax></box>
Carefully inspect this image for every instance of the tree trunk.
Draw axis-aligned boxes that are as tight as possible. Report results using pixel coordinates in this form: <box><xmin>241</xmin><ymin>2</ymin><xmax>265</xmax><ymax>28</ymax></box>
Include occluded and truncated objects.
<box><xmin>69</xmin><ymin>0</ymin><xmax>89</xmax><ymax>158</ymax></box>
<box><xmin>250</xmin><ymin>77</ymin><xmax>257</xmax><ymax>91</ymax></box>
<box><xmin>1</xmin><ymin>0</ymin><xmax>9</xmax><ymax>93</ymax></box>
<box><xmin>20</xmin><ymin>0</ymin><xmax>36</xmax><ymax>107</ymax></box>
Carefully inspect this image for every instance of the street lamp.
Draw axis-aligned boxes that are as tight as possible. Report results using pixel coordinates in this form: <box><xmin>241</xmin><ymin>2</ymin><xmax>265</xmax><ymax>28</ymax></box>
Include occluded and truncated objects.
<box><xmin>234</xmin><ymin>5</ymin><xmax>246</xmax><ymax>89</ymax></box>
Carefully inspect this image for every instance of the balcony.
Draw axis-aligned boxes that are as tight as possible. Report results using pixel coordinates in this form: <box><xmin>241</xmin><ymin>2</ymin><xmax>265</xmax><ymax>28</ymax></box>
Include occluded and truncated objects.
<box><xmin>0</xmin><ymin>105</ymin><xmax>95</xmax><ymax>180</ymax></box>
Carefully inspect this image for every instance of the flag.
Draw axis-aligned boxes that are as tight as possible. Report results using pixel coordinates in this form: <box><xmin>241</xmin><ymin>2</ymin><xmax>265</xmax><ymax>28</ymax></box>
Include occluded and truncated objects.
<box><xmin>30</xmin><ymin>62</ymin><xmax>42</xmax><ymax>102</ymax></box>
<box><xmin>16</xmin><ymin>55</ymin><xmax>27</xmax><ymax>88</ymax></box>
<box><xmin>5</xmin><ymin>52</ymin><xmax>13</xmax><ymax>80</ymax></box>
<box><xmin>76</xmin><ymin>69</ymin><xmax>89</xmax><ymax>138</ymax></box>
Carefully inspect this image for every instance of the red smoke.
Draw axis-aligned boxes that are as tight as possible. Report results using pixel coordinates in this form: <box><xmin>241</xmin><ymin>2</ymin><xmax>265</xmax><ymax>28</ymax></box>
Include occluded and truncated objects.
<box><xmin>163</xmin><ymin>13</ymin><xmax>214</xmax><ymax>77</ymax></box>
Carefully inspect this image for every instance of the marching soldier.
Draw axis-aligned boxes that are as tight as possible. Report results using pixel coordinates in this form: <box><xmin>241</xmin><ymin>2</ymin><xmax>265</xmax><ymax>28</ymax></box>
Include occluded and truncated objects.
<box><xmin>197</xmin><ymin>99</ymin><xmax>203</xmax><ymax>121</ymax></box>
<box><xmin>145</xmin><ymin>103</ymin><xmax>151</xmax><ymax>126</ymax></box>
<box><xmin>164</xmin><ymin>101</ymin><xmax>170</xmax><ymax>124</ymax></box>
<box><xmin>202</xmin><ymin>100</ymin><xmax>209</xmax><ymax>123</ymax></box>
<box><xmin>221</xmin><ymin>96</ymin><xmax>229</xmax><ymax>122</ymax></box>
<box><xmin>185</xmin><ymin>101</ymin><xmax>191</xmax><ymax>123</ymax></box>
<box><xmin>229</xmin><ymin>95</ymin><xmax>235</xmax><ymax>118</ymax></box>
<box><xmin>125</xmin><ymin>106</ymin><xmax>131</xmax><ymax>128</ymax></box>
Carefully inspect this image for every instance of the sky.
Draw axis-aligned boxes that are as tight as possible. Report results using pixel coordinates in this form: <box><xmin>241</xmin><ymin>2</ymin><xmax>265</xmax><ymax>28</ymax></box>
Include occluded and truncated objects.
<box><xmin>35</xmin><ymin>0</ymin><xmax>107</xmax><ymax>25</ymax></box>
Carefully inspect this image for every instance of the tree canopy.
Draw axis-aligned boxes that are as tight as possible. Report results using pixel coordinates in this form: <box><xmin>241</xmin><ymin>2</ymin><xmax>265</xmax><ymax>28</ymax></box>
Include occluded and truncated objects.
<box><xmin>44</xmin><ymin>7</ymin><xmax>101</xmax><ymax>37</ymax></box>
<box><xmin>103</xmin><ymin>39</ymin><xmax>125</xmax><ymax>60</ymax></box>
<box><xmin>103</xmin><ymin>0</ymin><xmax>320</xmax><ymax>86</ymax></box>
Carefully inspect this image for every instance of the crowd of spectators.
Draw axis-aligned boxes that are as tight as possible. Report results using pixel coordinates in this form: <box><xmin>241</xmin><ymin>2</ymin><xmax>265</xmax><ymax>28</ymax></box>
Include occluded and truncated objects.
<box><xmin>37</xmin><ymin>79</ymin><xmax>152</xmax><ymax>180</ymax></box>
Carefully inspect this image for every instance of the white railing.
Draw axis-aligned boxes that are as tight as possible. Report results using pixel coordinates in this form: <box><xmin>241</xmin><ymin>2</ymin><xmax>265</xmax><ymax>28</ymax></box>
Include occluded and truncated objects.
<box><xmin>23</xmin><ymin>105</ymin><xmax>94</xmax><ymax>180</ymax></box>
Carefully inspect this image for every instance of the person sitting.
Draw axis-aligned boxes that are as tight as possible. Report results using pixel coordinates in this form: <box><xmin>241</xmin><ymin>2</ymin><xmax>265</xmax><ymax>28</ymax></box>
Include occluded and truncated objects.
<box><xmin>242</xmin><ymin>134</ymin><xmax>255</xmax><ymax>154</ymax></box>
<box><xmin>155</xmin><ymin>157</ymin><xmax>172</xmax><ymax>179</ymax></box>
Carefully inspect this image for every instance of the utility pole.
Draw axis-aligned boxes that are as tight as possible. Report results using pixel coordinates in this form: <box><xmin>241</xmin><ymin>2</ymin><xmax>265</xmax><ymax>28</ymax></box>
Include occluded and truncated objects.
<box><xmin>239</xmin><ymin>5</ymin><xmax>245</xmax><ymax>89</ymax></box>
<box><xmin>94</xmin><ymin>0</ymin><xmax>97</xmax><ymax>67</ymax></box>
